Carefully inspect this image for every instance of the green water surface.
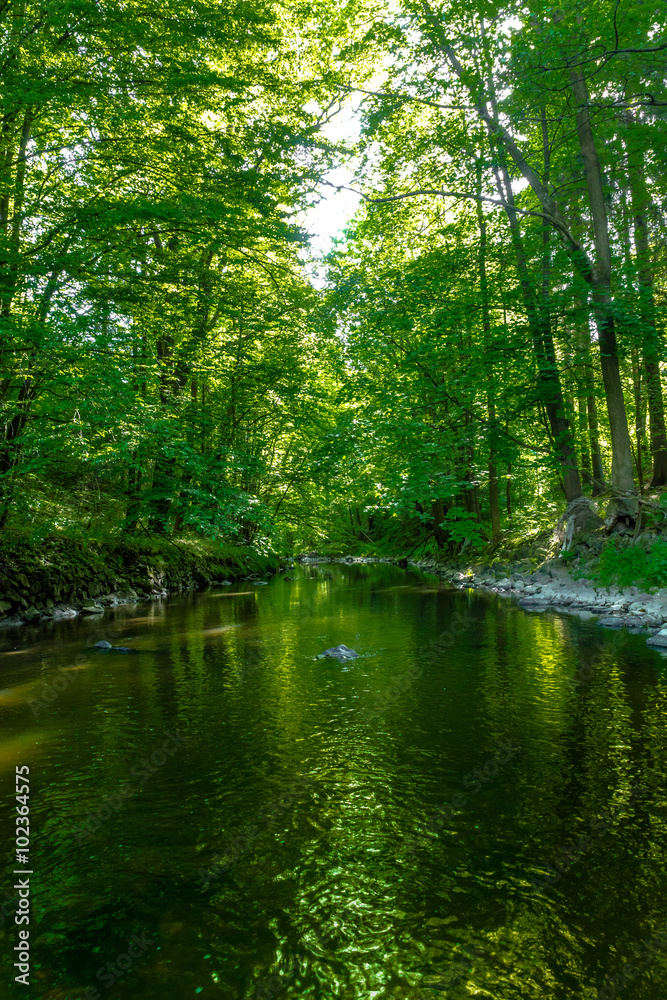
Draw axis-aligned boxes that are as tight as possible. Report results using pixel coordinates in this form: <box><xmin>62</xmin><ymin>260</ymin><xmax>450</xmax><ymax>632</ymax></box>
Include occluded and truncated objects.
<box><xmin>1</xmin><ymin>562</ymin><xmax>666</xmax><ymax>999</ymax></box>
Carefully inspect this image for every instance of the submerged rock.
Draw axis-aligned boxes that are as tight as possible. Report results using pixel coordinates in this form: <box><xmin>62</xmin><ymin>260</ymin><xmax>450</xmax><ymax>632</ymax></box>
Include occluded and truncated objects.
<box><xmin>317</xmin><ymin>644</ymin><xmax>359</xmax><ymax>661</ymax></box>
<box><xmin>94</xmin><ymin>640</ymin><xmax>136</xmax><ymax>654</ymax></box>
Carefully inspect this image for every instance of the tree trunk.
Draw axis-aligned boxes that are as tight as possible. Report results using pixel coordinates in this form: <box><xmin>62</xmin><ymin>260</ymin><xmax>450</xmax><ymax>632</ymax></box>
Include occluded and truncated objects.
<box><xmin>587</xmin><ymin>395</ymin><xmax>605</xmax><ymax>494</ymax></box>
<box><xmin>624</xmin><ymin>122</ymin><xmax>667</xmax><ymax>485</ymax></box>
<box><xmin>475</xmin><ymin>181</ymin><xmax>501</xmax><ymax>542</ymax></box>
<box><xmin>630</xmin><ymin>346</ymin><xmax>645</xmax><ymax>490</ymax></box>
<box><xmin>570</xmin><ymin>70</ymin><xmax>634</xmax><ymax>491</ymax></box>
<box><xmin>125</xmin><ymin>455</ymin><xmax>143</xmax><ymax>533</ymax></box>
<box><xmin>431</xmin><ymin>498</ymin><xmax>447</xmax><ymax>548</ymax></box>
<box><xmin>577</xmin><ymin>394</ymin><xmax>592</xmax><ymax>487</ymax></box>
<box><xmin>490</xmin><ymin>150</ymin><xmax>582</xmax><ymax>501</ymax></box>
<box><xmin>423</xmin><ymin>13</ymin><xmax>633</xmax><ymax>492</ymax></box>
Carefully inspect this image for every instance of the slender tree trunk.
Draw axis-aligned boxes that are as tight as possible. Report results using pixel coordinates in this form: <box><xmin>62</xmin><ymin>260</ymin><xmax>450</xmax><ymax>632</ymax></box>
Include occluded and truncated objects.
<box><xmin>490</xmin><ymin>150</ymin><xmax>582</xmax><ymax>501</ymax></box>
<box><xmin>431</xmin><ymin>498</ymin><xmax>447</xmax><ymax>548</ymax></box>
<box><xmin>488</xmin><ymin>400</ymin><xmax>501</xmax><ymax>544</ymax></box>
<box><xmin>125</xmin><ymin>455</ymin><xmax>143</xmax><ymax>532</ymax></box>
<box><xmin>630</xmin><ymin>346</ymin><xmax>645</xmax><ymax>490</ymax></box>
<box><xmin>577</xmin><ymin>395</ymin><xmax>592</xmax><ymax>487</ymax></box>
<box><xmin>506</xmin><ymin>466</ymin><xmax>512</xmax><ymax>527</ymax></box>
<box><xmin>570</xmin><ymin>70</ymin><xmax>634</xmax><ymax>491</ymax></box>
<box><xmin>624</xmin><ymin>123</ymin><xmax>667</xmax><ymax>485</ymax></box>
<box><xmin>587</xmin><ymin>396</ymin><xmax>605</xmax><ymax>493</ymax></box>
<box><xmin>420</xmin><ymin>8</ymin><xmax>633</xmax><ymax>491</ymax></box>
<box><xmin>475</xmin><ymin>178</ymin><xmax>501</xmax><ymax>542</ymax></box>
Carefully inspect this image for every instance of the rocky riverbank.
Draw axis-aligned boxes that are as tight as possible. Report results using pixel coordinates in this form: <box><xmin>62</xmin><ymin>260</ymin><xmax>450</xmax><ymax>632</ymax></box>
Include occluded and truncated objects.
<box><xmin>0</xmin><ymin>534</ymin><xmax>282</xmax><ymax>626</ymax></box>
<box><xmin>405</xmin><ymin>557</ymin><xmax>667</xmax><ymax>651</ymax></box>
<box><xmin>304</xmin><ymin>552</ymin><xmax>667</xmax><ymax>651</ymax></box>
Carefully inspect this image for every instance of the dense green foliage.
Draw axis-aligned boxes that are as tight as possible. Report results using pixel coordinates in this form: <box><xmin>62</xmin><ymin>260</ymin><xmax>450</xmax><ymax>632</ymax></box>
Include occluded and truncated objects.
<box><xmin>589</xmin><ymin>538</ymin><xmax>667</xmax><ymax>591</ymax></box>
<box><xmin>1</xmin><ymin>0</ymin><xmax>667</xmax><ymax>557</ymax></box>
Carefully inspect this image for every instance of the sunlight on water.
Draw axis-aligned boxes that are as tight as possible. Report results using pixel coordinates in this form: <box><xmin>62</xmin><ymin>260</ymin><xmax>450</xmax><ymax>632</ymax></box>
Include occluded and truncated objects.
<box><xmin>1</xmin><ymin>563</ymin><xmax>667</xmax><ymax>999</ymax></box>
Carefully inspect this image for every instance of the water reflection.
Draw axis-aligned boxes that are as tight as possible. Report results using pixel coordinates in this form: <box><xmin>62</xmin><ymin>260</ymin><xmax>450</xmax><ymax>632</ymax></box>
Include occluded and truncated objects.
<box><xmin>1</xmin><ymin>564</ymin><xmax>666</xmax><ymax>998</ymax></box>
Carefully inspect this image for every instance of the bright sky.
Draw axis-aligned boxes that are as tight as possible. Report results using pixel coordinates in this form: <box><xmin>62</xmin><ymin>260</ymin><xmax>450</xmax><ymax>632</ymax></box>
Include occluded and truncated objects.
<box><xmin>298</xmin><ymin>101</ymin><xmax>363</xmax><ymax>283</ymax></box>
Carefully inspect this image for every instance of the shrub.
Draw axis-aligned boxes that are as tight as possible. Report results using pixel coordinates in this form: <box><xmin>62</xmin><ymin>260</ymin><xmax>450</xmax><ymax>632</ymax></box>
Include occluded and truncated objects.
<box><xmin>588</xmin><ymin>537</ymin><xmax>667</xmax><ymax>590</ymax></box>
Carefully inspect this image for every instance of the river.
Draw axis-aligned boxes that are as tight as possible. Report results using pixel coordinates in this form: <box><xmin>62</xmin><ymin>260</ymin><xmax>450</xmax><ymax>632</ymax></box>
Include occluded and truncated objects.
<box><xmin>1</xmin><ymin>561</ymin><xmax>666</xmax><ymax>999</ymax></box>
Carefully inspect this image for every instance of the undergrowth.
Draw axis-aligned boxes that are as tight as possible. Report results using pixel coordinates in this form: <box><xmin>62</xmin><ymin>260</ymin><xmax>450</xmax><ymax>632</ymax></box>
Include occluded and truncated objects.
<box><xmin>587</xmin><ymin>538</ymin><xmax>667</xmax><ymax>590</ymax></box>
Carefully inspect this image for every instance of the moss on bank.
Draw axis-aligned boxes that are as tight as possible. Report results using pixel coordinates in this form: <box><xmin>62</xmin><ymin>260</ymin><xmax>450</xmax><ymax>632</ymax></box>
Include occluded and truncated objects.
<box><xmin>0</xmin><ymin>532</ymin><xmax>282</xmax><ymax>622</ymax></box>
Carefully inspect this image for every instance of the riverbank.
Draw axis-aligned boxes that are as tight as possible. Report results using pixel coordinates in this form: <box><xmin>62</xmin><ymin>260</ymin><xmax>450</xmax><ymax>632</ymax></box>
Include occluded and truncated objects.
<box><xmin>304</xmin><ymin>550</ymin><xmax>667</xmax><ymax>651</ymax></box>
<box><xmin>403</xmin><ymin>556</ymin><xmax>667</xmax><ymax>649</ymax></box>
<box><xmin>0</xmin><ymin>533</ymin><xmax>282</xmax><ymax>626</ymax></box>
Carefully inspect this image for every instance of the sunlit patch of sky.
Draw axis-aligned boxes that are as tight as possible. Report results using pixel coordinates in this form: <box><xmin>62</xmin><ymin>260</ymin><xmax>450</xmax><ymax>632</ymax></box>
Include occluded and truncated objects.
<box><xmin>298</xmin><ymin>96</ymin><xmax>363</xmax><ymax>287</ymax></box>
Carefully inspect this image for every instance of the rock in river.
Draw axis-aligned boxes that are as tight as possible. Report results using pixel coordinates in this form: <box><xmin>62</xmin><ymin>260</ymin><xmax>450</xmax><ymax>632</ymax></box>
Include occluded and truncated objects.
<box><xmin>317</xmin><ymin>644</ymin><xmax>360</xmax><ymax>661</ymax></box>
<box><xmin>94</xmin><ymin>640</ymin><xmax>135</xmax><ymax>654</ymax></box>
<box><xmin>647</xmin><ymin>630</ymin><xmax>667</xmax><ymax>648</ymax></box>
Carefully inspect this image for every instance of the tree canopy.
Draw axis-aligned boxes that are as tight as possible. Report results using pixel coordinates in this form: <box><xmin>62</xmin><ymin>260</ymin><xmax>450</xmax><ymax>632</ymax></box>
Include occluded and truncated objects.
<box><xmin>1</xmin><ymin>0</ymin><xmax>666</xmax><ymax>556</ymax></box>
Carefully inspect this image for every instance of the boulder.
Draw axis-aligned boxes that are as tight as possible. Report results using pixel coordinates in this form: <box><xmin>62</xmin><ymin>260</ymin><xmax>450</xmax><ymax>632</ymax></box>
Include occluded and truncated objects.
<box><xmin>598</xmin><ymin>617</ymin><xmax>625</xmax><ymax>629</ymax></box>
<box><xmin>317</xmin><ymin>644</ymin><xmax>360</xmax><ymax>661</ymax></box>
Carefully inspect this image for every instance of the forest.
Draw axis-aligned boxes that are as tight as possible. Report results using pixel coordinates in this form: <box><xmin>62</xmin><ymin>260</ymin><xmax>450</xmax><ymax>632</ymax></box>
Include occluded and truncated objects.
<box><xmin>1</xmin><ymin>0</ymin><xmax>666</xmax><ymax>559</ymax></box>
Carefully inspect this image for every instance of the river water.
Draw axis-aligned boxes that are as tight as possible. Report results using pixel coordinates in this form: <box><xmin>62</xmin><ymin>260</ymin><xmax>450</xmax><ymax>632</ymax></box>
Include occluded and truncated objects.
<box><xmin>1</xmin><ymin>562</ymin><xmax>666</xmax><ymax>1000</ymax></box>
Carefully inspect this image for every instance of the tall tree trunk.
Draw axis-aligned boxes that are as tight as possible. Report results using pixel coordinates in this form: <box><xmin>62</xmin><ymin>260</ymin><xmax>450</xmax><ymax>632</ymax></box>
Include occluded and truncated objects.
<box><xmin>431</xmin><ymin>498</ymin><xmax>447</xmax><ymax>548</ymax></box>
<box><xmin>577</xmin><ymin>395</ymin><xmax>592</xmax><ymax>488</ymax></box>
<box><xmin>630</xmin><ymin>346</ymin><xmax>645</xmax><ymax>490</ymax></box>
<box><xmin>624</xmin><ymin>120</ymin><xmax>667</xmax><ymax>486</ymax></box>
<box><xmin>570</xmin><ymin>70</ymin><xmax>634</xmax><ymax>491</ymax></box>
<box><xmin>487</xmin><ymin>399</ymin><xmax>501</xmax><ymax>543</ymax></box>
<box><xmin>125</xmin><ymin>455</ymin><xmax>143</xmax><ymax>532</ymax></box>
<box><xmin>587</xmin><ymin>396</ymin><xmax>605</xmax><ymax>493</ymax></box>
<box><xmin>419</xmin><ymin>8</ymin><xmax>633</xmax><ymax>490</ymax></box>
<box><xmin>475</xmin><ymin>178</ymin><xmax>501</xmax><ymax>542</ymax></box>
<box><xmin>490</xmin><ymin>149</ymin><xmax>582</xmax><ymax>501</ymax></box>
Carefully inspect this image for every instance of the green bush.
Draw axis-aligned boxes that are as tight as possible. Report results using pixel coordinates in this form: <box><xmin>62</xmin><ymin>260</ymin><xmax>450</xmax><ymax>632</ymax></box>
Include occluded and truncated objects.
<box><xmin>588</xmin><ymin>537</ymin><xmax>667</xmax><ymax>590</ymax></box>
